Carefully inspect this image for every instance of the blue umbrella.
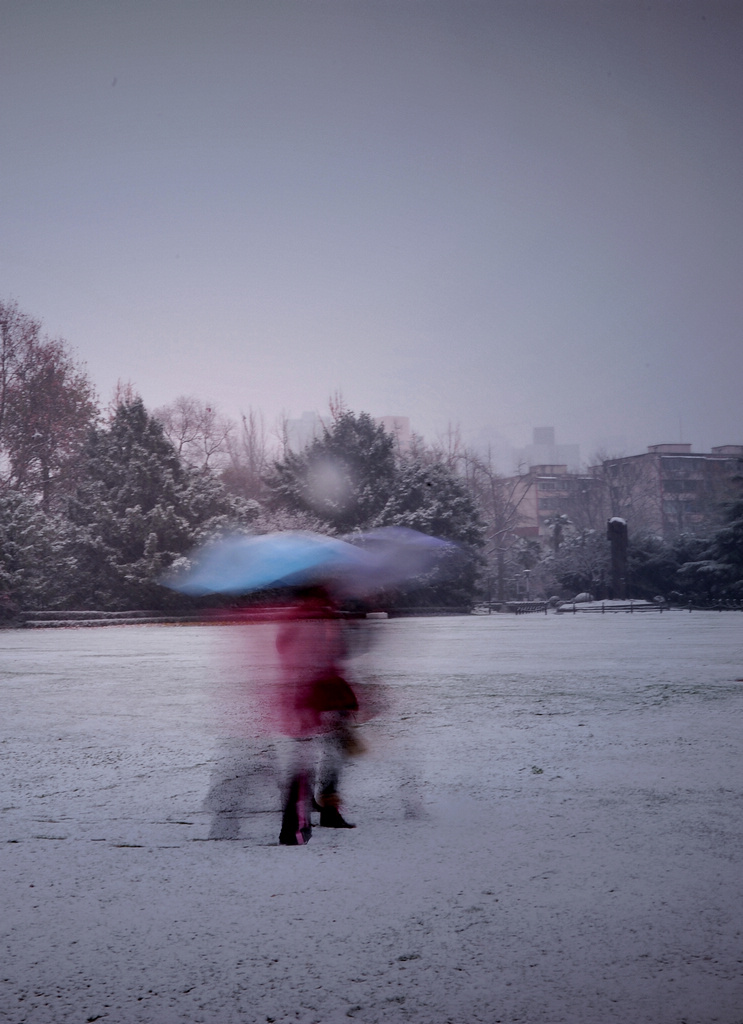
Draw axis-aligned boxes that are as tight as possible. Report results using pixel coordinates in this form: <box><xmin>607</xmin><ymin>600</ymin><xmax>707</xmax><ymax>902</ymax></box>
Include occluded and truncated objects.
<box><xmin>345</xmin><ymin>526</ymin><xmax>458</xmax><ymax>591</ymax></box>
<box><xmin>162</xmin><ymin>531</ymin><xmax>372</xmax><ymax>597</ymax></box>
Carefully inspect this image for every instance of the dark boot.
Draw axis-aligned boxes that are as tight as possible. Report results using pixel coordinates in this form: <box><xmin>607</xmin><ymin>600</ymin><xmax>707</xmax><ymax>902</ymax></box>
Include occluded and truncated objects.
<box><xmin>279</xmin><ymin>774</ymin><xmax>312</xmax><ymax>845</ymax></box>
<box><xmin>318</xmin><ymin>793</ymin><xmax>356</xmax><ymax>829</ymax></box>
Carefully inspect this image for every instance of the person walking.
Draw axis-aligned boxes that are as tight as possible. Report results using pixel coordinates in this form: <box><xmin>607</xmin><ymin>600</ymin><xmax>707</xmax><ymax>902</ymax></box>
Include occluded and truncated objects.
<box><xmin>275</xmin><ymin>587</ymin><xmax>359</xmax><ymax>845</ymax></box>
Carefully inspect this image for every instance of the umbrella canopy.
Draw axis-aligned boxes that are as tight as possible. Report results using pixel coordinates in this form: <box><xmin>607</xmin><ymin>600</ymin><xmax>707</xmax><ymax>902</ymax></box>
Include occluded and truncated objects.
<box><xmin>346</xmin><ymin>526</ymin><xmax>458</xmax><ymax>592</ymax></box>
<box><xmin>162</xmin><ymin>527</ymin><xmax>459</xmax><ymax>599</ymax></box>
<box><xmin>162</xmin><ymin>531</ymin><xmax>372</xmax><ymax>597</ymax></box>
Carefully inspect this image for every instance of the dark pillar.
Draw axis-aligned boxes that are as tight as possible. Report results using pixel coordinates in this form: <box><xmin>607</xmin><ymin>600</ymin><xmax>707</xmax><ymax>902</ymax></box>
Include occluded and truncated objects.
<box><xmin>607</xmin><ymin>517</ymin><xmax>628</xmax><ymax>600</ymax></box>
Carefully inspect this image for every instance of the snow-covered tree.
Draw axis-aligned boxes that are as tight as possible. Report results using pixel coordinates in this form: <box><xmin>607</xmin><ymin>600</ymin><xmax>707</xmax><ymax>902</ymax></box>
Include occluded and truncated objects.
<box><xmin>541</xmin><ymin>528</ymin><xmax>610</xmax><ymax>599</ymax></box>
<box><xmin>266</xmin><ymin>410</ymin><xmax>397</xmax><ymax>534</ymax></box>
<box><xmin>708</xmin><ymin>494</ymin><xmax>743</xmax><ymax>593</ymax></box>
<box><xmin>677</xmin><ymin>479</ymin><xmax>743</xmax><ymax>604</ymax></box>
<box><xmin>0</xmin><ymin>489</ymin><xmax>76</xmax><ymax>615</ymax></box>
<box><xmin>370</xmin><ymin>453</ymin><xmax>484</xmax><ymax>607</ymax></box>
<box><xmin>626</xmin><ymin>533</ymin><xmax>702</xmax><ymax>602</ymax></box>
<box><xmin>64</xmin><ymin>398</ymin><xmax>258</xmax><ymax>608</ymax></box>
<box><xmin>266</xmin><ymin>409</ymin><xmax>484</xmax><ymax>607</ymax></box>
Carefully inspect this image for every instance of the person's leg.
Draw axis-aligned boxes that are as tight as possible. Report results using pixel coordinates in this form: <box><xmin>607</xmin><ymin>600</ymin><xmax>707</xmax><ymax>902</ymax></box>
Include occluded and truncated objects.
<box><xmin>279</xmin><ymin>738</ymin><xmax>314</xmax><ymax>845</ymax></box>
<box><xmin>317</xmin><ymin>720</ymin><xmax>356</xmax><ymax>829</ymax></box>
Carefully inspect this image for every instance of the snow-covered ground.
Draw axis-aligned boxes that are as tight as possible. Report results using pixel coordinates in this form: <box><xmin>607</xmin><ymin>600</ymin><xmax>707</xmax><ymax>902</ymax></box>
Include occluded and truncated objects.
<box><xmin>2</xmin><ymin>612</ymin><xmax>742</xmax><ymax>1024</ymax></box>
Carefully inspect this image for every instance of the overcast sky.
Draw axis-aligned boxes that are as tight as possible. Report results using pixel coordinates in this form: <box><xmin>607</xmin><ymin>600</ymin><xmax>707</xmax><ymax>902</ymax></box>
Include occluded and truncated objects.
<box><xmin>2</xmin><ymin>0</ymin><xmax>741</xmax><ymax>464</ymax></box>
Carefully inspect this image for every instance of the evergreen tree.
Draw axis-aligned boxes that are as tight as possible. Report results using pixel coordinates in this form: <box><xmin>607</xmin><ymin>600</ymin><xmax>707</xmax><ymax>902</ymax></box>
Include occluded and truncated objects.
<box><xmin>677</xmin><ymin>480</ymin><xmax>743</xmax><ymax>604</ymax></box>
<box><xmin>372</xmin><ymin>455</ymin><xmax>481</xmax><ymax>543</ymax></box>
<box><xmin>267</xmin><ymin>409</ymin><xmax>484</xmax><ymax>607</ymax></box>
<box><xmin>625</xmin><ymin>533</ymin><xmax>702</xmax><ymax>602</ymax></box>
<box><xmin>371</xmin><ymin>454</ymin><xmax>484</xmax><ymax>608</ymax></box>
<box><xmin>267</xmin><ymin>410</ymin><xmax>397</xmax><ymax>533</ymax></box>
<box><xmin>708</xmin><ymin>494</ymin><xmax>743</xmax><ymax>595</ymax></box>
<box><xmin>65</xmin><ymin>399</ymin><xmax>258</xmax><ymax>608</ymax></box>
<box><xmin>0</xmin><ymin>489</ymin><xmax>76</xmax><ymax>616</ymax></box>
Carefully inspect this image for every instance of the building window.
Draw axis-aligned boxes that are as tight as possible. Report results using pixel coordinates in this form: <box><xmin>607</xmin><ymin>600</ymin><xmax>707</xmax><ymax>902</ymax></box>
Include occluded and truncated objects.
<box><xmin>663</xmin><ymin>479</ymin><xmax>699</xmax><ymax>493</ymax></box>
<box><xmin>663</xmin><ymin>458</ymin><xmax>705</xmax><ymax>477</ymax></box>
<box><xmin>663</xmin><ymin>499</ymin><xmax>697</xmax><ymax>515</ymax></box>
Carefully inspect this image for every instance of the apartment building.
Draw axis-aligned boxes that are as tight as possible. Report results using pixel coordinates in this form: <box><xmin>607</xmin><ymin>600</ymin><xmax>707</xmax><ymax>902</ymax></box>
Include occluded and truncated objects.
<box><xmin>506</xmin><ymin>443</ymin><xmax>742</xmax><ymax>542</ymax></box>
<box><xmin>601</xmin><ymin>444</ymin><xmax>743</xmax><ymax>539</ymax></box>
<box><xmin>509</xmin><ymin>464</ymin><xmax>601</xmax><ymax>540</ymax></box>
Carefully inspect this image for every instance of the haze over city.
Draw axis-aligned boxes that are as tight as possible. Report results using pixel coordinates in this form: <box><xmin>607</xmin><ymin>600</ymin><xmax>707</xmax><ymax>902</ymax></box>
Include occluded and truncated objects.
<box><xmin>2</xmin><ymin>1</ymin><xmax>741</xmax><ymax>466</ymax></box>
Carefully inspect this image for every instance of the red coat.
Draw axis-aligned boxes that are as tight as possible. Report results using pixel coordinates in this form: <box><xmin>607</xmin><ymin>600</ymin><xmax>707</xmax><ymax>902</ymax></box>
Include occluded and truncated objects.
<box><xmin>274</xmin><ymin>600</ymin><xmax>358</xmax><ymax>736</ymax></box>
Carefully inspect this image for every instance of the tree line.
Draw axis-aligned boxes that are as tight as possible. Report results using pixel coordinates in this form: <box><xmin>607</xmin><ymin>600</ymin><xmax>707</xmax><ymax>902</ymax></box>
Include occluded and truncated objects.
<box><xmin>1</xmin><ymin>300</ymin><xmax>741</xmax><ymax>617</ymax></box>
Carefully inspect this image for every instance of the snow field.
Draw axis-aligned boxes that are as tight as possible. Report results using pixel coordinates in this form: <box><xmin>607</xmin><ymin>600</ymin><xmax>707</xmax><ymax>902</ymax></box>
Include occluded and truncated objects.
<box><xmin>1</xmin><ymin>612</ymin><xmax>742</xmax><ymax>1024</ymax></box>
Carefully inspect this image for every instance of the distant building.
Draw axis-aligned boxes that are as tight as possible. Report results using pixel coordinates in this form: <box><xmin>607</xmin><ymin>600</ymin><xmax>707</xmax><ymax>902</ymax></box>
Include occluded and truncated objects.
<box><xmin>506</xmin><ymin>464</ymin><xmax>600</xmax><ymax>540</ymax></box>
<box><xmin>375</xmin><ymin>415</ymin><xmax>411</xmax><ymax>452</ymax></box>
<box><xmin>600</xmin><ymin>443</ymin><xmax>743</xmax><ymax>540</ymax></box>
<box><xmin>501</xmin><ymin>442</ymin><xmax>742</xmax><ymax>543</ymax></box>
<box><xmin>513</xmin><ymin>427</ymin><xmax>580</xmax><ymax>474</ymax></box>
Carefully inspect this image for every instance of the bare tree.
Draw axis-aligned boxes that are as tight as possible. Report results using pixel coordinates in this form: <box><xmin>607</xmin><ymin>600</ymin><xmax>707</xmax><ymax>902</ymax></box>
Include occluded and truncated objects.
<box><xmin>104</xmin><ymin>379</ymin><xmax>139</xmax><ymax>422</ymax></box>
<box><xmin>463</xmin><ymin>449</ymin><xmax>531</xmax><ymax>604</ymax></box>
<box><xmin>563</xmin><ymin>472</ymin><xmax>609</xmax><ymax>533</ymax></box>
<box><xmin>592</xmin><ymin>450</ymin><xmax>662</xmax><ymax>536</ymax></box>
<box><xmin>430</xmin><ymin>422</ymin><xmax>467</xmax><ymax>473</ymax></box>
<box><xmin>327</xmin><ymin>389</ymin><xmax>348</xmax><ymax>425</ymax></box>
<box><xmin>155</xmin><ymin>396</ymin><xmax>234</xmax><ymax>472</ymax></box>
<box><xmin>222</xmin><ymin>408</ymin><xmax>272</xmax><ymax>502</ymax></box>
<box><xmin>0</xmin><ymin>301</ymin><xmax>98</xmax><ymax>508</ymax></box>
<box><xmin>0</xmin><ymin>301</ymin><xmax>41</xmax><ymax>469</ymax></box>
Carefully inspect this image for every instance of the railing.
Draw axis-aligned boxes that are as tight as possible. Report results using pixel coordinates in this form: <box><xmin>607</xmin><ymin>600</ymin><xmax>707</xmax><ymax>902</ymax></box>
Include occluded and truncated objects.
<box><xmin>555</xmin><ymin>600</ymin><xmax>666</xmax><ymax>614</ymax></box>
<box><xmin>19</xmin><ymin>610</ymin><xmax>205</xmax><ymax>628</ymax></box>
<box><xmin>509</xmin><ymin>601</ymin><xmax>548</xmax><ymax>615</ymax></box>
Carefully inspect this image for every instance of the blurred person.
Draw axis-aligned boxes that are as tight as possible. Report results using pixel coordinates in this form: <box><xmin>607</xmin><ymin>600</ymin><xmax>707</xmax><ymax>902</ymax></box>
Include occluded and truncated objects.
<box><xmin>276</xmin><ymin>587</ymin><xmax>363</xmax><ymax>845</ymax></box>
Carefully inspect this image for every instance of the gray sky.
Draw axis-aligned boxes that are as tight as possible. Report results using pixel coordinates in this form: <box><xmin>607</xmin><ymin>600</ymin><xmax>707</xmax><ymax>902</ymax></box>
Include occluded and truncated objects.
<box><xmin>2</xmin><ymin>0</ymin><xmax>741</xmax><ymax>463</ymax></box>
